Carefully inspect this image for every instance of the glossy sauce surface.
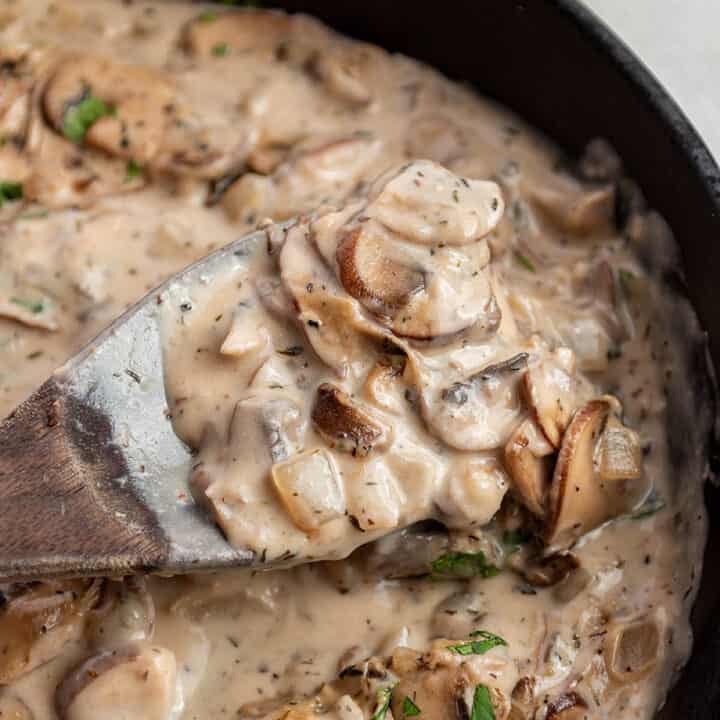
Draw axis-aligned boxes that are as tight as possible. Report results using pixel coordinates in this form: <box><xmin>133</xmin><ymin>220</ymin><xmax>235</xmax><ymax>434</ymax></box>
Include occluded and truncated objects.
<box><xmin>0</xmin><ymin>2</ymin><xmax>707</xmax><ymax>720</ymax></box>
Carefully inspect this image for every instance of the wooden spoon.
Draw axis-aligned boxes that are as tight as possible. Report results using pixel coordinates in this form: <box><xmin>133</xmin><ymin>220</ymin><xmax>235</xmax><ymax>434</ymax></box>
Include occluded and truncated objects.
<box><xmin>0</xmin><ymin>223</ymin><xmax>296</xmax><ymax>583</ymax></box>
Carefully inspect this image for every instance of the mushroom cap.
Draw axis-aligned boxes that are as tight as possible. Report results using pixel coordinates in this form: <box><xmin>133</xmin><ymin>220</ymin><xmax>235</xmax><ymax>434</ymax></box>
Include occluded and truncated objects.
<box><xmin>55</xmin><ymin>645</ymin><xmax>179</xmax><ymax>720</ymax></box>
<box><xmin>603</xmin><ymin>616</ymin><xmax>662</xmax><ymax>684</ymax></box>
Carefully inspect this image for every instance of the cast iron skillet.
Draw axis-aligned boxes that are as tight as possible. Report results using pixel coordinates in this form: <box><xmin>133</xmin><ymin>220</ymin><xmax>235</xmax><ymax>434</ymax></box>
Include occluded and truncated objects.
<box><xmin>263</xmin><ymin>1</ymin><xmax>720</xmax><ymax>717</ymax></box>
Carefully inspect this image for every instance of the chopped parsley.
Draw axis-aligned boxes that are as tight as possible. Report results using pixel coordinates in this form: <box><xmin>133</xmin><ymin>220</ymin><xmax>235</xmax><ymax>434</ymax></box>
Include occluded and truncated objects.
<box><xmin>0</xmin><ymin>181</ymin><xmax>23</xmax><ymax>207</ymax></box>
<box><xmin>402</xmin><ymin>697</ymin><xmax>421</xmax><ymax>717</ymax></box>
<box><xmin>126</xmin><ymin>159</ymin><xmax>142</xmax><ymax>181</ymax></box>
<box><xmin>370</xmin><ymin>686</ymin><xmax>395</xmax><ymax>720</ymax></box>
<box><xmin>448</xmin><ymin>630</ymin><xmax>507</xmax><ymax>656</ymax></box>
<box><xmin>430</xmin><ymin>551</ymin><xmax>500</xmax><ymax>580</ymax></box>
<box><xmin>197</xmin><ymin>11</ymin><xmax>218</xmax><ymax>21</ymax></box>
<box><xmin>10</xmin><ymin>297</ymin><xmax>44</xmax><ymax>314</ymax></box>
<box><xmin>212</xmin><ymin>43</ymin><xmax>230</xmax><ymax>57</ymax></box>
<box><xmin>63</xmin><ymin>94</ymin><xmax>114</xmax><ymax>143</ymax></box>
<box><xmin>514</xmin><ymin>250</ymin><xmax>536</xmax><ymax>272</ymax></box>
<box><xmin>470</xmin><ymin>685</ymin><xmax>495</xmax><ymax>720</ymax></box>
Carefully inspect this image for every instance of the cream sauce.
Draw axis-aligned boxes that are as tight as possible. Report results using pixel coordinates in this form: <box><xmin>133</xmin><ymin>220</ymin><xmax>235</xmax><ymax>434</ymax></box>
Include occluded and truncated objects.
<box><xmin>0</xmin><ymin>2</ymin><xmax>707</xmax><ymax>720</ymax></box>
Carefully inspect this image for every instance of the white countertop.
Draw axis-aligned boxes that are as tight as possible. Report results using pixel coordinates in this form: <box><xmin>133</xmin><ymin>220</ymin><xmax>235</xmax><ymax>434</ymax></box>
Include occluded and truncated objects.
<box><xmin>584</xmin><ymin>0</ymin><xmax>720</xmax><ymax>162</ymax></box>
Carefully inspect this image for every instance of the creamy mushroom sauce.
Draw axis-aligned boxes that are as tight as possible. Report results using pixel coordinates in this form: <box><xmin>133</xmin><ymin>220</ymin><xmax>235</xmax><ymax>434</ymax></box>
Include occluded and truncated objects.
<box><xmin>0</xmin><ymin>2</ymin><xmax>708</xmax><ymax>720</ymax></box>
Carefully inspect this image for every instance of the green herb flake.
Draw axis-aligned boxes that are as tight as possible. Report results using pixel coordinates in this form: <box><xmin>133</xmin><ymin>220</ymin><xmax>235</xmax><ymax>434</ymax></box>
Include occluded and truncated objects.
<box><xmin>370</xmin><ymin>686</ymin><xmax>395</xmax><ymax>720</ymax></box>
<box><xmin>198</xmin><ymin>10</ymin><xmax>218</xmax><ymax>21</ymax></box>
<box><xmin>63</xmin><ymin>94</ymin><xmax>113</xmax><ymax>144</ymax></box>
<box><xmin>448</xmin><ymin>630</ymin><xmax>507</xmax><ymax>656</ymax></box>
<box><xmin>212</xmin><ymin>42</ymin><xmax>230</xmax><ymax>57</ymax></box>
<box><xmin>470</xmin><ymin>685</ymin><xmax>495</xmax><ymax>720</ymax></box>
<box><xmin>10</xmin><ymin>297</ymin><xmax>45</xmax><ymax>315</ymax></box>
<box><xmin>0</xmin><ymin>181</ymin><xmax>23</xmax><ymax>207</ymax></box>
<box><xmin>19</xmin><ymin>208</ymin><xmax>49</xmax><ymax>220</ymax></box>
<box><xmin>502</xmin><ymin>528</ymin><xmax>532</xmax><ymax>555</ymax></box>
<box><xmin>430</xmin><ymin>551</ymin><xmax>500</xmax><ymax>581</ymax></box>
<box><xmin>631</xmin><ymin>492</ymin><xmax>665</xmax><ymax>520</ymax></box>
<box><xmin>618</xmin><ymin>268</ymin><xmax>637</xmax><ymax>295</ymax></box>
<box><xmin>126</xmin><ymin>159</ymin><xmax>142</xmax><ymax>181</ymax></box>
<box><xmin>514</xmin><ymin>250</ymin><xmax>536</xmax><ymax>273</ymax></box>
<box><xmin>402</xmin><ymin>697</ymin><xmax>421</xmax><ymax>717</ymax></box>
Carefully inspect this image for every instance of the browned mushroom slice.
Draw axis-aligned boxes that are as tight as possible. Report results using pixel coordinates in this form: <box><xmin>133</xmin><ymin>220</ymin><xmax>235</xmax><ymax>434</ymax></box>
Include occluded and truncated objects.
<box><xmin>544</xmin><ymin>399</ymin><xmax>644</xmax><ymax>548</ymax></box>
<box><xmin>365</xmin><ymin>160</ymin><xmax>504</xmax><ymax>246</ymax></box>
<box><xmin>503</xmin><ymin>418</ymin><xmax>554</xmax><ymax>517</ymax></box>
<box><xmin>312</xmin><ymin>383</ymin><xmax>389</xmax><ymax>456</ymax></box>
<box><xmin>545</xmin><ymin>692</ymin><xmax>589</xmax><ymax>720</ymax></box>
<box><xmin>336</xmin><ymin>224</ymin><xmax>425</xmax><ymax>317</ymax></box>
<box><xmin>336</xmin><ymin>219</ymin><xmax>499</xmax><ymax>340</ymax></box>
<box><xmin>279</xmin><ymin>224</ymin><xmax>390</xmax><ymax>376</ymax></box>
<box><xmin>422</xmin><ymin>353</ymin><xmax>528</xmax><ymax>452</ymax></box>
<box><xmin>272</xmin><ymin>448</ymin><xmax>346</xmax><ymax>532</ymax></box>
<box><xmin>0</xmin><ymin>579</ymin><xmax>103</xmax><ymax>685</ymax></box>
<box><xmin>55</xmin><ymin>645</ymin><xmax>178</xmax><ymax>720</ymax></box>
<box><xmin>521</xmin><ymin>349</ymin><xmax>580</xmax><ymax>448</ymax></box>
<box><xmin>43</xmin><ymin>55</ymin><xmax>174</xmax><ymax>164</ymax></box>
<box><xmin>603</xmin><ymin>616</ymin><xmax>662</xmax><ymax>684</ymax></box>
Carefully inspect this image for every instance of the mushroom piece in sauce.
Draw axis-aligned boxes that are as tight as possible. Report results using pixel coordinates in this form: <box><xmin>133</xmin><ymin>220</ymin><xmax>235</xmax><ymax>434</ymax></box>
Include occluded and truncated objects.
<box><xmin>0</xmin><ymin>580</ymin><xmax>103</xmax><ymax>685</ymax></box>
<box><xmin>311</xmin><ymin>382</ymin><xmax>390</xmax><ymax>456</ymax></box>
<box><xmin>421</xmin><ymin>353</ymin><xmax>529</xmax><ymax>452</ymax></box>
<box><xmin>55</xmin><ymin>645</ymin><xmax>179</xmax><ymax>720</ymax></box>
<box><xmin>543</xmin><ymin>398</ymin><xmax>645</xmax><ymax>549</ymax></box>
<box><xmin>503</xmin><ymin>417</ymin><xmax>555</xmax><ymax>518</ymax></box>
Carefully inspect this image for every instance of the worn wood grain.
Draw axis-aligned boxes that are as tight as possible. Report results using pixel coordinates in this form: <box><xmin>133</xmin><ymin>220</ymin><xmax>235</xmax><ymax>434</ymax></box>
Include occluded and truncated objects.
<box><xmin>0</xmin><ymin>378</ymin><xmax>168</xmax><ymax>583</ymax></box>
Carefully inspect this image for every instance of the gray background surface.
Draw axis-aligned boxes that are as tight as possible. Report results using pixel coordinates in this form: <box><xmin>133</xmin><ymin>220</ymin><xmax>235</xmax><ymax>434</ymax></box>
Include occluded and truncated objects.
<box><xmin>585</xmin><ymin>0</ymin><xmax>720</xmax><ymax>161</ymax></box>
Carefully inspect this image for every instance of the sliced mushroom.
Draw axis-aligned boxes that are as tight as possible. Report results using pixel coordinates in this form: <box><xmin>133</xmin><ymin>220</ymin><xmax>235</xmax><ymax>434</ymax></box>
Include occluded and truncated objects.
<box><xmin>521</xmin><ymin>349</ymin><xmax>580</xmax><ymax>448</ymax></box>
<box><xmin>0</xmin><ymin>580</ymin><xmax>102</xmax><ymax>685</ymax></box>
<box><xmin>55</xmin><ymin>645</ymin><xmax>178</xmax><ymax>720</ymax></box>
<box><xmin>86</xmin><ymin>577</ymin><xmax>155</xmax><ymax>648</ymax></box>
<box><xmin>545</xmin><ymin>692</ymin><xmax>589</xmax><ymax>720</ymax></box>
<box><xmin>362</xmin><ymin>358</ymin><xmax>407</xmax><ymax>414</ymax></box>
<box><xmin>308</xmin><ymin>43</ymin><xmax>381</xmax><ymax>106</ymax></box>
<box><xmin>43</xmin><ymin>55</ymin><xmax>174</xmax><ymax>164</ymax></box>
<box><xmin>271</xmin><ymin>448</ymin><xmax>346</xmax><ymax>532</ymax></box>
<box><xmin>528</xmin><ymin>175</ymin><xmax>615</xmax><ymax>237</ymax></box>
<box><xmin>279</xmin><ymin>225</ymin><xmax>389</xmax><ymax>377</ymax></box>
<box><xmin>544</xmin><ymin>398</ymin><xmax>645</xmax><ymax>548</ymax></box>
<box><xmin>603</xmin><ymin>616</ymin><xmax>662</xmax><ymax>684</ymax></box>
<box><xmin>311</xmin><ymin>383</ymin><xmax>389</xmax><ymax>456</ymax></box>
<box><xmin>422</xmin><ymin>353</ymin><xmax>528</xmax><ymax>452</ymax></box>
<box><xmin>364</xmin><ymin>160</ymin><xmax>504</xmax><ymax>247</ymax></box>
<box><xmin>503</xmin><ymin>417</ymin><xmax>554</xmax><ymax>517</ymax></box>
<box><xmin>181</xmin><ymin>10</ymin><xmax>327</xmax><ymax>64</ymax></box>
<box><xmin>335</xmin><ymin>223</ymin><xmax>425</xmax><ymax>316</ymax></box>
